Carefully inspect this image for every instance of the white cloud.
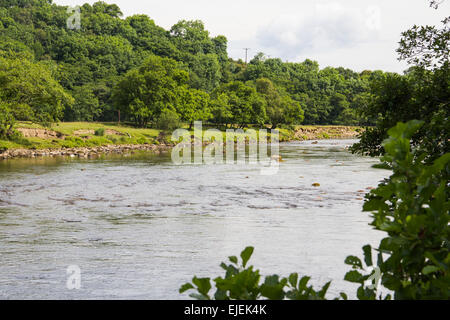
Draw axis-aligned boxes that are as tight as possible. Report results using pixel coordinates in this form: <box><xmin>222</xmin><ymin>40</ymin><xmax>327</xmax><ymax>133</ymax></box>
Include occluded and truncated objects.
<box><xmin>256</xmin><ymin>3</ymin><xmax>382</xmax><ymax>60</ymax></box>
<box><xmin>54</xmin><ymin>0</ymin><xmax>449</xmax><ymax>72</ymax></box>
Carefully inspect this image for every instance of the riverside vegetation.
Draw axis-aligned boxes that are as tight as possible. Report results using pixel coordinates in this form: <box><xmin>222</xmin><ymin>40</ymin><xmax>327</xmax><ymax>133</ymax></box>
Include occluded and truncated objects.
<box><xmin>0</xmin><ymin>121</ymin><xmax>361</xmax><ymax>160</ymax></box>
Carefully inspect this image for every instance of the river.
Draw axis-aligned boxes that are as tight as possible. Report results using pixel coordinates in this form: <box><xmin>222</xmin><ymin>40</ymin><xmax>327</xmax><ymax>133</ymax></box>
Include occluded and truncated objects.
<box><xmin>0</xmin><ymin>139</ymin><xmax>389</xmax><ymax>299</ymax></box>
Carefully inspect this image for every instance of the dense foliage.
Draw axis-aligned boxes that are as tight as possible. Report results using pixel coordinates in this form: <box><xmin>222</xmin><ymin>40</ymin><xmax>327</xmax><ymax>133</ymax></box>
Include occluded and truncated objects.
<box><xmin>0</xmin><ymin>0</ymin><xmax>381</xmax><ymax>133</ymax></box>
<box><xmin>346</xmin><ymin>121</ymin><xmax>449</xmax><ymax>300</ymax></box>
<box><xmin>351</xmin><ymin>13</ymin><xmax>449</xmax><ymax>159</ymax></box>
<box><xmin>180</xmin><ymin>247</ymin><xmax>335</xmax><ymax>300</ymax></box>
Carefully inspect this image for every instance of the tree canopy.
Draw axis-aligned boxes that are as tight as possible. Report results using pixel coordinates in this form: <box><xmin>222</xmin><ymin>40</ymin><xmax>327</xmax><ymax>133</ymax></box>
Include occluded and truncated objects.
<box><xmin>0</xmin><ymin>0</ymin><xmax>397</xmax><ymax>131</ymax></box>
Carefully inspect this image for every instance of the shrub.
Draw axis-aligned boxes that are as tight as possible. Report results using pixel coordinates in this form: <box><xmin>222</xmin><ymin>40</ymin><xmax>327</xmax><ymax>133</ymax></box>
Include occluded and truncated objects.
<box><xmin>106</xmin><ymin>135</ymin><xmax>117</xmax><ymax>144</ymax></box>
<box><xmin>0</xmin><ymin>101</ymin><xmax>15</xmax><ymax>139</ymax></box>
<box><xmin>137</xmin><ymin>137</ymin><xmax>147</xmax><ymax>144</ymax></box>
<box><xmin>61</xmin><ymin>136</ymin><xmax>85</xmax><ymax>148</ymax></box>
<box><xmin>344</xmin><ymin>120</ymin><xmax>449</xmax><ymax>300</ymax></box>
<box><xmin>94</xmin><ymin>128</ymin><xmax>105</xmax><ymax>136</ymax></box>
<box><xmin>156</xmin><ymin>108</ymin><xmax>181</xmax><ymax>131</ymax></box>
<box><xmin>180</xmin><ymin>247</ymin><xmax>335</xmax><ymax>300</ymax></box>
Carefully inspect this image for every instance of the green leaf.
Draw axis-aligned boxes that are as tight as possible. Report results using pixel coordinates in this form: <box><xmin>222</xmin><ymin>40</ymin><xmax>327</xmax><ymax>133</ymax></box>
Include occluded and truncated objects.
<box><xmin>192</xmin><ymin>277</ymin><xmax>211</xmax><ymax>297</ymax></box>
<box><xmin>344</xmin><ymin>270</ymin><xmax>363</xmax><ymax>283</ymax></box>
<box><xmin>288</xmin><ymin>273</ymin><xmax>298</xmax><ymax>287</ymax></box>
<box><xmin>240</xmin><ymin>246</ymin><xmax>254</xmax><ymax>268</ymax></box>
<box><xmin>229</xmin><ymin>256</ymin><xmax>238</xmax><ymax>264</ymax></box>
<box><xmin>298</xmin><ymin>276</ymin><xmax>311</xmax><ymax>290</ymax></box>
<box><xmin>179</xmin><ymin>282</ymin><xmax>194</xmax><ymax>293</ymax></box>
<box><xmin>318</xmin><ymin>281</ymin><xmax>331</xmax><ymax>298</ymax></box>
<box><xmin>372</xmin><ymin>163</ymin><xmax>391</xmax><ymax>170</ymax></box>
<box><xmin>214</xmin><ymin>289</ymin><xmax>229</xmax><ymax>300</ymax></box>
<box><xmin>363</xmin><ymin>245</ymin><xmax>373</xmax><ymax>267</ymax></box>
<box><xmin>260</xmin><ymin>275</ymin><xmax>286</xmax><ymax>300</ymax></box>
<box><xmin>344</xmin><ymin>256</ymin><xmax>363</xmax><ymax>269</ymax></box>
<box><xmin>422</xmin><ymin>265</ymin><xmax>440</xmax><ymax>275</ymax></box>
<box><xmin>189</xmin><ymin>293</ymin><xmax>209</xmax><ymax>300</ymax></box>
<box><xmin>363</xmin><ymin>198</ymin><xmax>388</xmax><ymax>212</ymax></box>
<box><xmin>339</xmin><ymin>292</ymin><xmax>348</xmax><ymax>300</ymax></box>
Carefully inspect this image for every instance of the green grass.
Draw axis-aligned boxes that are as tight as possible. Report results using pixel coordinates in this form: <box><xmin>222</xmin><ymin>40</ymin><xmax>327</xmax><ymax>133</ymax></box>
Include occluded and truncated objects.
<box><xmin>0</xmin><ymin>122</ymin><xmax>363</xmax><ymax>151</ymax></box>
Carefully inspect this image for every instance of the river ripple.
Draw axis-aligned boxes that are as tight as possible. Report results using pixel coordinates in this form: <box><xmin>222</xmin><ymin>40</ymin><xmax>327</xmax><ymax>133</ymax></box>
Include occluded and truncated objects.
<box><xmin>0</xmin><ymin>139</ymin><xmax>389</xmax><ymax>299</ymax></box>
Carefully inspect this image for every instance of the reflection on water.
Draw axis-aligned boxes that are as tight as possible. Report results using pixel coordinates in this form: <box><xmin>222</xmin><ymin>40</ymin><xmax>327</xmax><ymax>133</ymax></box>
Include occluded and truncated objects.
<box><xmin>0</xmin><ymin>140</ymin><xmax>388</xmax><ymax>299</ymax></box>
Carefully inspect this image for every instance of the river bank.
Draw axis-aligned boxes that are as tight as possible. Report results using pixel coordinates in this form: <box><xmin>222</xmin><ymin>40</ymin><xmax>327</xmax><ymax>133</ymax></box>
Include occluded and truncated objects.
<box><xmin>0</xmin><ymin>123</ymin><xmax>361</xmax><ymax>160</ymax></box>
<box><xmin>0</xmin><ymin>144</ymin><xmax>173</xmax><ymax>160</ymax></box>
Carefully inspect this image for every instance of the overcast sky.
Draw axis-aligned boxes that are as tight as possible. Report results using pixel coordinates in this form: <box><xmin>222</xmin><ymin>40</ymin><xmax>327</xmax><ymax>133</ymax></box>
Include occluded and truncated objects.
<box><xmin>55</xmin><ymin>0</ymin><xmax>449</xmax><ymax>73</ymax></box>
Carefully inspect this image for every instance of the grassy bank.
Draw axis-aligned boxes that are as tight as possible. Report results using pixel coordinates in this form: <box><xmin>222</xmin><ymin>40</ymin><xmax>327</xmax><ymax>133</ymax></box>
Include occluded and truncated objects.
<box><xmin>0</xmin><ymin>122</ymin><xmax>362</xmax><ymax>151</ymax></box>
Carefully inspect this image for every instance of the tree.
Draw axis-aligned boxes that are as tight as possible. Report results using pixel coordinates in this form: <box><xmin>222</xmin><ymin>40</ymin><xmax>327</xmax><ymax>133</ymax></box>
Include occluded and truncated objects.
<box><xmin>255</xmin><ymin>78</ymin><xmax>304</xmax><ymax>128</ymax></box>
<box><xmin>397</xmin><ymin>16</ymin><xmax>449</xmax><ymax>69</ymax></box>
<box><xmin>112</xmin><ymin>55</ymin><xmax>189</xmax><ymax>127</ymax></box>
<box><xmin>0</xmin><ymin>51</ymin><xmax>74</xmax><ymax>125</ymax></box>
<box><xmin>213</xmin><ymin>81</ymin><xmax>266</xmax><ymax>128</ymax></box>
<box><xmin>0</xmin><ymin>101</ymin><xmax>14</xmax><ymax>139</ymax></box>
<box><xmin>177</xmin><ymin>87</ymin><xmax>212</xmax><ymax>129</ymax></box>
<box><xmin>352</xmin><ymin>6</ymin><xmax>449</xmax><ymax>160</ymax></box>
<box><xmin>210</xmin><ymin>93</ymin><xmax>233</xmax><ymax>127</ymax></box>
<box><xmin>64</xmin><ymin>85</ymin><xmax>101</xmax><ymax>121</ymax></box>
<box><xmin>170</xmin><ymin>20</ymin><xmax>212</xmax><ymax>55</ymax></box>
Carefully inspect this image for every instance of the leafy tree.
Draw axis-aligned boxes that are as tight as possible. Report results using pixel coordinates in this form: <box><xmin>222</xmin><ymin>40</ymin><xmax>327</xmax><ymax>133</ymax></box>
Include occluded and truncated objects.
<box><xmin>0</xmin><ymin>51</ymin><xmax>74</xmax><ymax>125</ymax></box>
<box><xmin>64</xmin><ymin>85</ymin><xmax>101</xmax><ymax>121</ymax></box>
<box><xmin>213</xmin><ymin>81</ymin><xmax>266</xmax><ymax>128</ymax></box>
<box><xmin>352</xmin><ymin>2</ymin><xmax>449</xmax><ymax>159</ymax></box>
<box><xmin>255</xmin><ymin>78</ymin><xmax>304</xmax><ymax>128</ymax></box>
<box><xmin>177</xmin><ymin>87</ymin><xmax>212</xmax><ymax>129</ymax></box>
<box><xmin>0</xmin><ymin>0</ymin><xmax>375</xmax><ymax>127</ymax></box>
<box><xmin>112</xmin><ymin>55</ymin><xmax>189</xmax><ymax>127</ymax></box>
<box><xmin>170</xmin><ymin>20</ymin><xmax>212</xmax><ymax>55</ymax></box>
<box><xmin>0</xmin><ymin>100</ymin><xmax>15</xmax><ymax>138</ymax></box>
<box><xmin>210</xmin><ymin>93</ymin><xmax>233</xmax><ymax>127</ymax></box>
<box><xmin>156</xmin><ymin>108</ymin><xmax>181</xmax><ymax>131</ymax></box>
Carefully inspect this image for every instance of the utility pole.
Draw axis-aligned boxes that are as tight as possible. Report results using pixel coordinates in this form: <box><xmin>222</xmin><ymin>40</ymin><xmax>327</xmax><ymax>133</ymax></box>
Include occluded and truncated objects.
<box><xmin>243</xmin><ymin>48</ymin><xmax>251</xmax><ymax>64</ymax></box>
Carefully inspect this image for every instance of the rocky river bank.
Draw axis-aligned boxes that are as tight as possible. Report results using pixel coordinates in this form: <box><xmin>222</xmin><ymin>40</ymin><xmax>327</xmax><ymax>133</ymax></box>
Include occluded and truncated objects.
<box><xmin>0</xmin><ymin>144</ymin><xmax>173</xmax><ymax>160</ymax></box>
<box><xmin>0</xmin><ymin>126</ymin><xmax>361</xmax><ymax>161</ymax></box>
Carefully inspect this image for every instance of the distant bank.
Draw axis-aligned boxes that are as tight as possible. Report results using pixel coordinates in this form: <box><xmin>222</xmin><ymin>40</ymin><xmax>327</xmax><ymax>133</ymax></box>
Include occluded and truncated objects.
<box><xmin>0</xmin><ymin>122</ymin><xmax>362</xmax><ymax>160</ymax></box>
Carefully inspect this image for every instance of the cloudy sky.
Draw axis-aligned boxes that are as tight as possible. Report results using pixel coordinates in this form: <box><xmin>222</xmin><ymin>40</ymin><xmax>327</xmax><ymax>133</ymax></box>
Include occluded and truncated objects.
<box><xmin>55</xmin><ymin>0</ymin><xmax>449</xmax><ymax>73</ymax></box>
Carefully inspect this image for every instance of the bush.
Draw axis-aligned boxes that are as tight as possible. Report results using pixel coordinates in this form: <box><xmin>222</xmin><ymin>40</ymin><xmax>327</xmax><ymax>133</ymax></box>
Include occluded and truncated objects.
<box><xmin>95</xmin><ymin>128</ymin><xmax>105</xmax><ymax>136</ymax></box>
<box><xmin>180</xmin><ymin>247</ymin><xmax>335</xmax><ymax>300</ymax></box>
<box><xmin>61</xmin><ymin>136</ymin><xmax>85</xmax><ymax>148</ymax></box>
<box><xmin>156</xmin><ymin>109</ymin><xmax>181</xmax><ymax>131</ymax></box>
<box><xmin>0</xmin><ymin>101</ymin><xmax>15</xmax><ymax>139</ymax></box>
<box><xmin>106</xmin><ymin>135</ymin><xmax>117</xmax><ymax>144</ymax></box>
<box><xmin>137</xmin><ymin>137</ymin><xmax>147</xmax><ymax>144</ymax></box>
<box><xmin>345</xmin><ymin>120</ymin><xmax>449</xmax><ymax>300</ymax></box>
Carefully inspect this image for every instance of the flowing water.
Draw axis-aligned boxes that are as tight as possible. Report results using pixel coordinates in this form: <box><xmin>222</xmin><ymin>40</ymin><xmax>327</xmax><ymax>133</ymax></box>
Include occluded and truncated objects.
<box><xmin>0</xmin><ymin>140</ymin><xmax>389</xmax><ymax>299</ymax></box>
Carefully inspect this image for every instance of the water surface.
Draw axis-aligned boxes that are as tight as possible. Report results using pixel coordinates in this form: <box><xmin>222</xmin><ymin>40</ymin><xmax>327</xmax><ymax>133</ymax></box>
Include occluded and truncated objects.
<box><xmin>0</xmin><ymin>140</ymin><xmax>388</xmax><ymax>299</ymax></box>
